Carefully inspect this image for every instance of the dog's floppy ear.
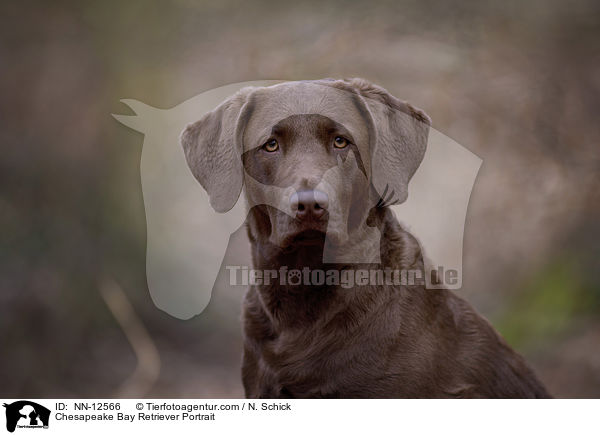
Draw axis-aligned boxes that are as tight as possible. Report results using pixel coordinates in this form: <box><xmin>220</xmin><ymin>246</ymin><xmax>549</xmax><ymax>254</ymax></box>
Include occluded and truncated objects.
<box><xmin>180</xmin><ymin>87</ymin><xmax>254</xmax><ymax>213</ymax></box>
<box><xmin>341</xmin><ymin>78</ymin><xmax>431</xmax><ymax>205</ymax></box>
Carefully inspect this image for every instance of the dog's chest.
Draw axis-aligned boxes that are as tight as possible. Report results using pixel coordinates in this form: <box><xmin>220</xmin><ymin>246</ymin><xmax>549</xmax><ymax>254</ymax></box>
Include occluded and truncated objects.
<box><xmin>255</xmin><ymin>323</ymin><xmax>394</xmax><ymax>398</ymax></box>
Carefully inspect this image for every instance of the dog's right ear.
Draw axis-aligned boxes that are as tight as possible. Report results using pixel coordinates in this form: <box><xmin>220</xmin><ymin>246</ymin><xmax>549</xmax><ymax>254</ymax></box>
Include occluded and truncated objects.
<box><xmin>319</xmin><ymin>78</ymin><xmax>431</xmax><ymax>206</ymax></box>
<box><xmin>180</xmin><ymin>87</ymin><xmax>254</xmax><ymax>213</ymax></box>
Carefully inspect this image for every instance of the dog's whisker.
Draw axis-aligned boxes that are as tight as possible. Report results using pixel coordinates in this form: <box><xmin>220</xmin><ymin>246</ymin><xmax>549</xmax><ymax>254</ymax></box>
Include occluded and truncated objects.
<box><xmin>380</xmin><ymin>184</ymin><xmax>389</xmax><ymax>199</ymax></box>
<box><xmin>385</xmin><ymin>189</ymin><xmax>395</xmax><ymax>202</ymax></box>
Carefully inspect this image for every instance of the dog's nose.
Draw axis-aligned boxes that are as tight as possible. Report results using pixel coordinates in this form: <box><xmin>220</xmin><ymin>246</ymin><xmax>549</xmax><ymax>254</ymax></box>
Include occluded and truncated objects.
<box><xmin>290</xmin><ymin>190</ymin><xmax>329</xmax><ymax>219</ymax></box>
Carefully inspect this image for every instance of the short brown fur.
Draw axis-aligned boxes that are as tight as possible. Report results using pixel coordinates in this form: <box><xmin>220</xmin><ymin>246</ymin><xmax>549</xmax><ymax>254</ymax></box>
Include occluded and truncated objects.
<box><xmin>181</xmin><ymin>79</ymin><xmax>551</xmax><ymax>398</ymax></box>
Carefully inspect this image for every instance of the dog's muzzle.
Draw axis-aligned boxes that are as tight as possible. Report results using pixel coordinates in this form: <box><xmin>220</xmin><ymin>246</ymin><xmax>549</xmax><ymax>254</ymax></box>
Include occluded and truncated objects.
<box><xmin>289</xmin><ymin>190</ymin><xmax>329</xmax><ymax>220</ymax></box>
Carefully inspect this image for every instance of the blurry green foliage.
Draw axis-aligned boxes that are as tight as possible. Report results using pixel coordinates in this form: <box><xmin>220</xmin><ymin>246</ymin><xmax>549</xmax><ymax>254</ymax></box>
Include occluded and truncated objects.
<box><xmin>496</xmin><ymin>255</ymin><xmax>600</xmax><ymax>349</ymax></box>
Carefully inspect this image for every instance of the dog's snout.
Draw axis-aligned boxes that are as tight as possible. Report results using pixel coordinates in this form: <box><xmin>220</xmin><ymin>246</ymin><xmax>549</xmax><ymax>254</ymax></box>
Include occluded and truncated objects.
<box><xmin>290</xmin><ymin>190</ymin><xmax>329</xmax><ymax>219</ymax></box>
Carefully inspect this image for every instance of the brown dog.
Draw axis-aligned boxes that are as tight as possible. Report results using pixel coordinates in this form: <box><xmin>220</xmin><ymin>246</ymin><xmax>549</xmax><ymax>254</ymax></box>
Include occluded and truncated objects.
<box><xmin>181</xmin><ymin>78</ymin><xmax>551</xmax><ymax>398</ymax></box>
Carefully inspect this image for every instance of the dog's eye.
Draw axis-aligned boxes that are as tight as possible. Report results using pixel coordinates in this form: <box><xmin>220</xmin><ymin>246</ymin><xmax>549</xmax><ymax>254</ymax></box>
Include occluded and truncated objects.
<box><xmin>333</xmin><ymin>136</ymin><xmax>349</xmax><ymax>149</ymax></box>
<box><xmin>262</xmin><ymin>139</ymin><xmax>279</xmax><ymax>152</ymax></box>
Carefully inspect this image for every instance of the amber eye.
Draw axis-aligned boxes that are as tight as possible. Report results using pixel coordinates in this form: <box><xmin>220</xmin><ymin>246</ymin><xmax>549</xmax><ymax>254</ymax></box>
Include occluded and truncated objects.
<box><xmin>262</xmin><ymin>139</ymin><xmax>279</xmax><ymax>152</ymax></box>
<box><xmin>333</xmin><ymin>136</ymin><xmax>349</xmax><ymax>149</ymax></box>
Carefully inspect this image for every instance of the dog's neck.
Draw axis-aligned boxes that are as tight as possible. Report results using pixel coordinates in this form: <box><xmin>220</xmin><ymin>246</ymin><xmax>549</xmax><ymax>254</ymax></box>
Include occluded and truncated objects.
<box><xmin>246</xmin><ymin>207</ymin><xmax>424</xmax><ymax>329</ymax></box>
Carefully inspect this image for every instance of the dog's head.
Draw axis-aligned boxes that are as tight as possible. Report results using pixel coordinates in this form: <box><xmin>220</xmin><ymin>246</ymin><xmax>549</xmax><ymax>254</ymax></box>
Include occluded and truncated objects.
<box><xmin>181</xmin><ymin>78</ymin><xmax>430</xmax><ymax>251</ymax></box>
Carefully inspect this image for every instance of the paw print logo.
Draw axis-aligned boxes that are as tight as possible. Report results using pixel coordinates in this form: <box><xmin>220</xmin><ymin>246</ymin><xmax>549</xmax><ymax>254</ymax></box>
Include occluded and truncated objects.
<box><xmin>287</xmin><ymin>270</ymin><xmax>302</xmax><ymax>286</ymax></box>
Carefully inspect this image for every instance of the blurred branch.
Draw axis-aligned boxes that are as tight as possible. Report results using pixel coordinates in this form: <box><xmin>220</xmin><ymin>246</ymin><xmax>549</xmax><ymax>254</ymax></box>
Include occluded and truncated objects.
<box><xmin>99</xmin><ymin>279</ymin><xmax>160</xmax><ymax>398</ymax></box>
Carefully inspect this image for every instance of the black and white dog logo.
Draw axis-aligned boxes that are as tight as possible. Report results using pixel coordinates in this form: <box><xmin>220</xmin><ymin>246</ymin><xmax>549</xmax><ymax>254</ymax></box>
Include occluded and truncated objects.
<box><xmin>3</xmin><ymin>401</ymin><xmax>50</xmax><ymax>433</ymax></box>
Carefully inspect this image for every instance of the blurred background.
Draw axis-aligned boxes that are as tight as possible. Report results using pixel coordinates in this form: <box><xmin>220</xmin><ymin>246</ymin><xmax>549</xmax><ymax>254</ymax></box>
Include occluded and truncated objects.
<box><xmin>1</xmin><ymin>0</ymin><xmax>599</xmax><ymax>398</ymax></box>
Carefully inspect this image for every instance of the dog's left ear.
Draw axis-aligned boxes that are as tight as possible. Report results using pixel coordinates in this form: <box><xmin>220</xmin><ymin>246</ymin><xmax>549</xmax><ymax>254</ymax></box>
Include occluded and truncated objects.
<box><xmin>180</xmin><ymin>87</ymin><xmax>255</xmax><ymax>213</ymax></box>
<box><xmin>337</xmin><ymin>78</ymin><xmax>431</xmax><ymax>205</ymax></box>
